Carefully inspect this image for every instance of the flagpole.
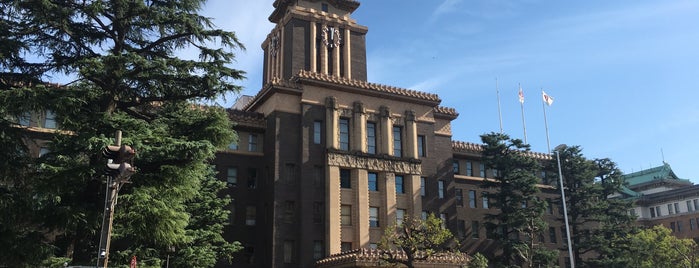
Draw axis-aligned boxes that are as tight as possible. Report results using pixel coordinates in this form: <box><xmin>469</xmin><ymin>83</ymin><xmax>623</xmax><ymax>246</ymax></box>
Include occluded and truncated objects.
<box><xmin>542</xmin><ymin>89</ymin><xmax>551</xmax><ymax>153</ymax></box>
<box><xmin>496</xmin><ymin>78</ymin><xmax>503</xmax><ymax>134</ymax></box>
<box><xmin>519</xmin><ymin>83</ymin><xmax>528</xmax><ymax>144</ymax></box>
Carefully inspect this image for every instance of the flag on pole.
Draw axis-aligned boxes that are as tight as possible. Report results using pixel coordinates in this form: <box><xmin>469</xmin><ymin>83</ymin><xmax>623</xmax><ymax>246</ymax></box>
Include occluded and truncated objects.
<box><xmin>518</xmin><ymin>86</ymin><xmax>524</xmax><ymax>104</ymax></box>
<box><xmin>542</xmin><ymin>91</ymin><xmax>554</xmax><ymax>106</ymax></box>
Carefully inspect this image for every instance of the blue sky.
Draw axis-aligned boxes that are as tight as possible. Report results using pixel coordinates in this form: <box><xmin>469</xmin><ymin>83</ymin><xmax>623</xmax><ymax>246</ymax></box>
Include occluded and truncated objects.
<box><xmin>201</xmin><ymin>0</ymin><xmax>699</xmax><ymax>182</ymax></box>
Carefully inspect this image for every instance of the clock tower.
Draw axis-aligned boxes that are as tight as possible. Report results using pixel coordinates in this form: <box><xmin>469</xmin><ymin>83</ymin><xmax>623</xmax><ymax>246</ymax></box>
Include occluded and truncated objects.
<box><xmin>262</xmin><ymin>0</ymin><xmax>368</xmax><ymax>85</ymax></box>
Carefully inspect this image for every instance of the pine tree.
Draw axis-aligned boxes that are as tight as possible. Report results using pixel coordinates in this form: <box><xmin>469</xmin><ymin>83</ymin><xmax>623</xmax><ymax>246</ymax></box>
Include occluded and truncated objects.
<box><xmin>379</xmin><ymin>214</ymin><xmax>458</xmax><ymax>268</ymax></box>
<box><xmin>480</xmin><ymin>132</ymin><xmax>552</xmax><ymax>267</ymax></box>
<box><xmin>0</xmin><ymin>0</ymin><xmax>243</xmax><ymax>266</ymax></box>
<box><xmin>548</xmin><ymin>146</ymin><xmax>636</xmax><ymax>267</ymax></box>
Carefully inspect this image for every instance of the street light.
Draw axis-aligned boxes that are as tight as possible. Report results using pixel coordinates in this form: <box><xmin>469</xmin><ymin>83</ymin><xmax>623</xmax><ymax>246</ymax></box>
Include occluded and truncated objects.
<box><xmin>554</xmin><ymin>144</ymin><xmax>574</xmax><ymax>268</ymax></box>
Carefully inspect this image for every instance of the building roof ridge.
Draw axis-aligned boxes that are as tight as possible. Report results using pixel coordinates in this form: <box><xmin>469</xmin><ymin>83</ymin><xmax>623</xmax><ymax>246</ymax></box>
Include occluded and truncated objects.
<box><xmin>295</xmin><ymin>70</ymin><xmax>441</xmax><ymax>102</ymax></box>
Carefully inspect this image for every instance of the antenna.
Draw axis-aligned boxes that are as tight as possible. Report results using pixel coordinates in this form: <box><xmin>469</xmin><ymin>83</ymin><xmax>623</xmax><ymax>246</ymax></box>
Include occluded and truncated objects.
<box><xmin>661</xmin><ymin>148</ymin><xmax>666</xmax><ymax>163</ymax></box>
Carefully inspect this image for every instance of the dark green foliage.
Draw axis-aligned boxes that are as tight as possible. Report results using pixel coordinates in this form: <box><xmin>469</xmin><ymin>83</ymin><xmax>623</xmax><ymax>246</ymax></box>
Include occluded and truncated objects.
<box><xmin>480</xmin><ymin>132</ymin><xmax>553</xmax><ymax>267</ymax></box>
<box><xmin>547</xmin><ymin>146</ymin><xmax>636</xmax><ymax>267</ymax></box>
<box><xmin>0</xmin><ymin>0</ymin><xmax>244</xmax><ymax>266</ymax></box>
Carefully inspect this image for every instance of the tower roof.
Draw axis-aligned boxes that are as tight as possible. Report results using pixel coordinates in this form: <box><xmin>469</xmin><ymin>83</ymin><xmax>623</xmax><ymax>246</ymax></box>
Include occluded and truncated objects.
<box><xmin>623</xmin><ymin>162</ymin><xmax>689</xmax><ymax>186</ymax></box>
<box><xmin>270</xmin><ymin>0</ymin><xmax>361</xmax><ymax>23</ymax></box>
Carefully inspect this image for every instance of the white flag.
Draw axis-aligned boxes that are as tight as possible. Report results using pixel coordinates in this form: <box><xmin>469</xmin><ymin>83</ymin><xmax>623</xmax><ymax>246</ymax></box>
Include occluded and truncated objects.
<box><xmin>542</xmin><ymin>91</ymin><xmax>554</xmax><ymax>106</ymax></box>
<box><xmin>518</xmin><ymin>87</ymin><xmax>524</xmax><ymax>104</ymax></box>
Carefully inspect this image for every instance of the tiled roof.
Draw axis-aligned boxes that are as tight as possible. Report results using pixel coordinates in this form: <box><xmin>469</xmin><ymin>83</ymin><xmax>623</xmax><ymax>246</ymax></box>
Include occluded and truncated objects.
<box><xmin>452</xmin><ymin>140</ymin><xmax>551</xmax><ymax>160</ymax></box>
<box><xmin>434</xmin><ymin>106</ymin><xmax>459</xmax><ymax>118</ymax></box>
<box><xmin>295</xmin><ymin>70</ymin><xmax>441</xmax><ymax>103</ymax></box>
<box><xmin>228</xmin><ymin>109</ymin><xmax>265</xmax><ymax>128</ymax></box>
<box><xmin>315</xmin><ymin>248</ymin><xmax>468</xmax><ymax>267</ymax></box>
<box><xmin>623</xmin><ymin>163</ymin><xmax>689</xmax><ymax>186</ymax></box>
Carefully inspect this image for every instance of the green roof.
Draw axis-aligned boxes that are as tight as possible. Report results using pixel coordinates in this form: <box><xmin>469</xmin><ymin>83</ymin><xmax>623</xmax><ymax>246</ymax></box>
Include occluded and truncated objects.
<box><xmin>623</xmin><ymin>162</ymin><xmax>690</xmax><ymax>186</ymax></box>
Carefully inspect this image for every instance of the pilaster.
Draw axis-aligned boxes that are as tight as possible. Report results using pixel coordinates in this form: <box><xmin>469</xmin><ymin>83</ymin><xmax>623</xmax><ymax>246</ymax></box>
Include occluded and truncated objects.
<box><xmin>326</xmin><ymin>97</ymin><xmax>339</xmax><ymax>150</ymax></box>
<box><xmin>379</xmin><ymin>106</ymin><xmax>392</xmax><ymax>155</ymax></box>
<box><xmin>355</xmin><ymin>169</ymin><xmax>369</xmax><ymax>248</ymax></box>
<box><xmin>352</xmin><ymin>102</ymin><xmax>366</xmax><ymax>152</ymax></box>
<box><xmin>326</xmin><ymin>166</ymin><xmax>341</xmax><ymax>255</ymax></box>
<box><xmin>405</xmin><ymin>110</ymin><xmax>418</xmax><ymax>159</ymax></box>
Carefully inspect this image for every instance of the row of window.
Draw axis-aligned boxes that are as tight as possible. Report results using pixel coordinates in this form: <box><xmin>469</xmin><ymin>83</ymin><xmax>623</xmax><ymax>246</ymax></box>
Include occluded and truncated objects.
<box><xmin>227</xmin><ymin>133</ymin><xmax>260</xmax><ymax>152</ymax></box>
<box><xmin>458</xmin><ymin>220</ymin><xmax>566</xmax><ymax>245</ymax></box>
<box><xmin>648</xmin><ymin>199</ymin><xmax>699</xmax><ymax>218</ymax></box>
<box><xmin>226</xmin><ymin>167</ymin><xmax>258</xmax><ymax>189</ymax></box>
<box><xmin>14</xmin><ymin>110</ymin><xmax>57</xmax><ymax>129</ymax></box>
<box><xmin>312</xmin><ymin>120</ymin><xmax>426</xmax><ymax>157</ymax></box>
<box><xmin>340</xmin><ymin>169</ymin><xmax>447</xmax><ymax>199</ymax></box>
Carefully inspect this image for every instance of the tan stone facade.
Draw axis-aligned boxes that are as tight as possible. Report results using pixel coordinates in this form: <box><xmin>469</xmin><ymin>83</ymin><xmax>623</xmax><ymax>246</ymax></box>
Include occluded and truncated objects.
<box><xmin>214</xmin><ymin>1</ymin><xmax>567</xmax><ymax>267</ymax></box>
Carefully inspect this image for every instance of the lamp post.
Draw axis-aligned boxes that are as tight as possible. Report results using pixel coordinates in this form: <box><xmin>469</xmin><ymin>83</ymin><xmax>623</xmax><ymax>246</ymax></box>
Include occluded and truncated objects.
<box><xmin>554</xmin><ymin>144</ymin><xmax>574</xmax><ymax>268</ymax></box>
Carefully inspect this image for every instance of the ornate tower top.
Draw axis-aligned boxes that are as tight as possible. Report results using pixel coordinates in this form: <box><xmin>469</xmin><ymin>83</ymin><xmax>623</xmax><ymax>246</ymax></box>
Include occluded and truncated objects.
<box><xmin>269</xmin><ymin>0</ymin><xmax>360</xmax><ymax>23</ymax></box>
<box><xmin>262</xmin><ymin>0</ymin><xmax>368</xmax><ymax>85</ymax></box>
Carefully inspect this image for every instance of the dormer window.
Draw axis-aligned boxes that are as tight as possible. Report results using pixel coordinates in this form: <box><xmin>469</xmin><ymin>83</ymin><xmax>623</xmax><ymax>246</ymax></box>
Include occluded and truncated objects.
<box><xmin>321</xmin><ymin>3</ymin><xmax>328</xmax><ymax>12</ymax></box>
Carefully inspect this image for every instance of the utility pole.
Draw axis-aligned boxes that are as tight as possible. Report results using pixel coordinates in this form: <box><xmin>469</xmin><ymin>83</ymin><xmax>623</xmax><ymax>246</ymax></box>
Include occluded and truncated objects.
<box><xmin>96</xmin><ymin>131</ymin><xmax>136</xmax><ymax>268</ymax></box>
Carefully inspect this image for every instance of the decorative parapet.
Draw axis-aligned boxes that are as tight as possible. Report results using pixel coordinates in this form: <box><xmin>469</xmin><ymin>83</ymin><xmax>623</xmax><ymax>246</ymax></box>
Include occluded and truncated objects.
<box><xmin>433</xmin><ymin>106</ymin><xmax>458</xmax><ymax>119</ymax></box>
<box><xmin>295</xmin><ymin>70</ymin><xmax>441</xmax><ymax>103</ymax></box>
<box><xmin>327</xmin><ymin>152</ymin><xmax>421</xmax><ymax>175</ymax></box>
<box><xmin>452</xmin><ymin>140</ymin><xmax>552</xmax><ymax>160</ymax></box>
<box><xmin>228</xmin><ymin>109</ymin><xmax>265</xmax><ymax>129</ymax></box>
<box><xmin>315</xmin><ymin>248</ymin><xmax>469</xmax><ymax>268</ymax></box>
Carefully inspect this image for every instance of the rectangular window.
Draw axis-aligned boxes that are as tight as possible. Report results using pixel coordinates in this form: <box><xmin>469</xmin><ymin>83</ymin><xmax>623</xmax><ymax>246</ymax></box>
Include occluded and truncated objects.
<box><xmin>283</xmin><ymin>240</ymin><xmax>293</xmax><ymax>263</ymax></box>
<box><xmin>341</xmin><ymin>205</ymin><xmax>351</xmax><ymax>226</ymax></box>
<box><xmin>245</xmin><ymin>206</ymin><xmax>256</xmax><ymax>226</ymax></box>
<box><xmin>669</xmin><ymin>204</ymin><xmax>674</xmax><ymax>215</ymax></box>
<box><xmin>396</xmin><ymin>209</ymin><xmax>406</xmax><ymax>225</ymax></box>
<box><xmin>395</xmin><ymin>175</ymin><xmax>404</xmax><ymax>194</ymax></box>
<box><xmin>248</xmin><ymin>134</ymin><xmax>258</xmax><ymax>151</ymax></box>
<box><xmin>694</xmin><ymin>199</ymin><xmax>699</xmax><ymax>211</ymax></box>
<box><xmin>228</xmin><ymin>142</ymin><xmax>238</xmax><ymax>150</ymax></box>
<box><xmin>549</xmin><ymin>227</ymin><xmax>557</xmax><ymax>243</ymax></box>
<box><xmin>691</xmin><ymin>219</ymin><xmax>696</xmax><ymax>231</ymax></box>
<box><xmin>339</xmin><ymin>118</ymin><xmax>350</xmax><ymax>151</ymax></box>
<box><xmin>247</xmin><ymin>168</ymin><xmax>257</xmax><ymax>189</ymax></box>
<box><xmin>313</xmin><ymin>241</ymin><xmax>323</xmax><ymax>260</ymax></box>
<box><xmin>482</xmin><ymin>192</ymin><xmax>489</xmax><ymax>209</ymax></box>
<box><xmin>466</xmin><ymin>161</ymin><xmax>473</xmax><ymax>176</ymax></box>
<box><xmin>675</xmin><ymin>203</ymin><xmax>680</xmax><ymax>213</ymax></box>
<box><xmin>285</xmin><ymin>163</ymin><xmax>296</xmax><ymax>184</ymax></box>
<box><xmin>340</xmin><ymin>169</ymin><xmax>351</xmax><ymax>188</ymax></box>
<box><xmin>688</xmin><ymin>200</ymin><xmax>694</xmax><ymax>212</ymax></box>
<box><xmin>479</xmin><ymin>163</ymin><xmax>486</xmax><ymax>178</ymax></box>
<box><xmin>43</xmin><ymin>110</ymin><xmax>56</xmax><ymax>129</ymax></box>
<box><xmin>321</xmin><ymin>3</ymin><xmax>328</xmax><ymax>12</ymax></box>
<box><xmin>471</xmin><ymin>221</ymin><xmax>480</xmax><ymax>239</ymax></box>
<box><xmin>438</xmin><ymin>180</ymin><xmax>445</xmax><ymax>199</ymax></box>
<box><xmin>468</xmin><ymin>190</ymin><xmax>477</xmax><ymax>208</ymax></box>
<box><xmin>313</xmin><ymin>202</ymin><xmax>323</xmax><ymax>224</ymax></box>
<box><xmin>417</xmin><ymin>135</ymin><xmax>426</xmax><ymax>157</ymax></box>
<box><xmin>368</xmin><ymin>172</ymin><xmax>378</xmax><ymax>191</ymax></box>
<box><xmin>656</xmin><ymin>206</ymin><xmax>662</xmax><ymax>217</ymax></box>
<box><xmin>457</xmin><ymin>220</ymin><xmax>465</xmax><ymax>238</ymax></box>
<box><xmin>678</xmin><ymin>221</ymin><xmax>683</xmax><ymax>232</ymax></box>
<box><xmin>367</xmin><ymin>122</ymin><xmax>376</xmax><ymax>154</ymax></box>
<box><xmin>671</xmin><ymin>222</ymin><xmax>676</xmax><ymax>232</ymax></box>
<box><xmin>455</xmin><ymin>189</ymin><xmax>463</xmax><ymax>206</ymax></box>
<box><xmin>453</xmin><ymin>160</ymin><xmax>460</xmax><ymax>174</ymax></box>
<box><xmin>420</xmin><ymin>177</ymin><xmax>426</xmax><ymax>196</ymax></box>
<box><xmin>393</xmin><ymin>126</ymin><xmax>402</xmax><ymax>156</ymax></box>
<box><xmin>313</xmin><ymin>121</ymin><xmax>322</xmax><ymax>144</ymax></box>
<box><xmin>227</xmin><ymin>168</ymin><xmax>238</xmax><ymax>186</ymax></box>
<box><xmin>650</xmin><ymin>207</ymin><xmax>656</xmax><ymax>218</ymax></box>
<box><xmin>546</xmin><ymin>198</ymin><xmax>553</xmax><ymax>214</ymax></box>
<box><xmin>369</xmin><ymin>207</ymin><xmax>379</xmax><ymax>227</ymax></box>
<box><xmin>421</xmin><ymin>211</ymin><xmax>428</xmax><ymax>220</ymax></box>
<box><xmin>284</xmin><ymin>201</ymin><xmax>295</xmax><ymax>223</ymax></box>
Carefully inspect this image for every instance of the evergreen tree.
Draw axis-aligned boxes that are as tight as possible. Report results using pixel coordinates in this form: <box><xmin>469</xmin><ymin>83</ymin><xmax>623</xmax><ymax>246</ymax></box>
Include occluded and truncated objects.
<box><xmin>548</xmin><ymin>146</ymin><xmax>636</xmax><ymax>267</ymax></box>
<box><xmin>480</xmin><ymin>132</ymin><xmax>553</xmax><ymax>267</ymax></box>
<box><xmin>0</xmin><ymin>0</ymin><xmax>243</xmax><ymax>266</ymax></box>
